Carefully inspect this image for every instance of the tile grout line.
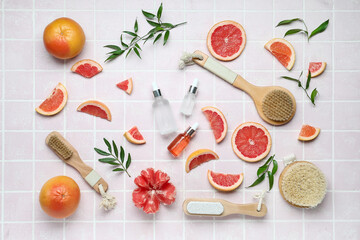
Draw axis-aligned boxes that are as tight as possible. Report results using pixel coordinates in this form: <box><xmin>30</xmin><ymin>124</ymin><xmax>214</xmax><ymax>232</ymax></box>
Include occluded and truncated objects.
<box><xmin>272</xmin><ymin>1</ymin><xmax>275</xmax><ymax>239</ymax></box>
<box><xmin>242</xmin><ymin>0</ymin><xmax>246</xmax><ymax>238</ymax></box>
<box><xmin>331</xmin><ymin>2</ymin><xmax>336</xmax><ymax>239</ymax></box>
<box><xmin>302</xmin><ymin>0</ymin><xmax>306</xmax><ymax>239</ymax></box>
<box><xmin>153</xmin><ymin>1</ymin><xmax>156</xmax><ymax>239</ymax></box>
<box><xmin>93</xmin><ymin>0</ymin><xmax>97</xmax><ymax>238</ymax></box>
<box><xmin>1</xmin><ymin>0</ymin><xmax>5</xmax><ymax>238</ymax></box>
<box><xmin>32</xmin><ymin>0</ymin><xmax>36</xmax><ymax>238</ymax></box>
<box><xmin>182</xmin><ymin>0</ymin><xmax>186</xmax><ymax>238</ymax></box>
<box><xmin>63</xmin><ymin>1</ymin><xmax>67</xmax><ymax>239</ymax></box>
<box><xmin>123</xmin><ymin>0</ymin><xmax>126</xmax><ymax>239</ymax></box>
<box><xmin>212</xmin><ymin>0</ymin><xmax>216</xmax><ymax>239</ymax></box>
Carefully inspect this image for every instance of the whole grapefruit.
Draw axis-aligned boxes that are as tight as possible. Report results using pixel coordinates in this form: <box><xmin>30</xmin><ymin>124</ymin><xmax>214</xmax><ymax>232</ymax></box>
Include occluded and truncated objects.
<box><xmin>43</xmin><ymin>17</ymin><xmax>85</xmax><ymax>59</ymax></box>
<box><xmin>39</xmin><ymin>176</ymin><xmax>81</xmax><ymax>218</ymax></box>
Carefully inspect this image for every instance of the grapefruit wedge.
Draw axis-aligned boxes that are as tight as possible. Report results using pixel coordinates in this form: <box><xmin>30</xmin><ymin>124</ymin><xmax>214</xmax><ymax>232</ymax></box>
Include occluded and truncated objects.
<box><xmin>202</xmin><ymin>106</ymin><xmax>228</xmax><ymax>143</ymax></box>
<box><xmin>36</xmin><ymin>83</ymin><xmax>68</xmax><ymax>116</ymax></box>
<box><xmin>185</xmin><ymin>149</ymin><xmax>219</xmax><ymax>173</ymax></box>
<box><xmin>298</xmin><ymin>124</ymin><xmax>320</xmax><ymax>141</ymax></box>
<box><xmin>231</xmin><ymin>122</ymin><xmax>272</xmax><ymax>162</ymax></box>
<box><xmin>207</xmin><ymin>170</ymin><xmax>244</xmax><ymax>192</ymax></box>
<box><xmin>264</xmin><ymin>38</ymin><xmax>295</xmax><ymax>70</ymax></box>
<box><xmin>124</xmin><ymin>126</ymin><xmax>146</xmax><ymax>145</ymax></box>
<box><xmin>207</xmin><ymin>20</ymin><xmax>246</xmax><ymax>61</ymax></box>
<box><xmin>116</xmin><ymin>78</ymin><xmax>133</xmax><ymax>95</ymax></box>
<box><xmin>308</xmin><ymin>62</ymin><xmax>326</xmax><ymax>78</ymax></box>
<box><xmin>71</xmin><ymin>59</ymin><xmax>103</xmax><ymax>78</ymax></box>
<box><xmin>77</xmin><ymin>100</ymin><xmax>111</xmax><ymax>121</ymax></box>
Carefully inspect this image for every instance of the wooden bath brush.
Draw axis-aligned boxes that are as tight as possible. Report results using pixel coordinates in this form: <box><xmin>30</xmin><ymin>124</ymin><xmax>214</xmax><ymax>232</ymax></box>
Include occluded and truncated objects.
<box><xmin>191</xmin><ymin>50</ymin><xmax>296</xmax><ymax>125</ymax></box>
<box><xmin>46</xmin><ymin>131</ymin><xmax>116</xmax><ymax>210</ymax></box>
<box><xmin>279</xmin><ymin>160</ymin><xmax>327</xmax><ymax>208</ymax></box>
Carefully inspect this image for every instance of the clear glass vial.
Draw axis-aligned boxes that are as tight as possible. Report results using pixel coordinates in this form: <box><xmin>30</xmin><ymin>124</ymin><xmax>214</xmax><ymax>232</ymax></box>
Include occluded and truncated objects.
<box><xmin>180</xmin><ymin>79</ymin><xmax>198</xmax><ymax>116</ymax></box>
<box><xmin>152</xmin><ymin>82</ymin><xmax>177</xmax><ymax>135</ymax></box>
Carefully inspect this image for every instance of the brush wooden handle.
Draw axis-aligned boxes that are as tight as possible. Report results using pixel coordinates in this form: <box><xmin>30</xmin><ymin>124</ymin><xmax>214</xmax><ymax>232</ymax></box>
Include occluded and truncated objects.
<box><xmin>183</xmin><ymin>198</ymin><xmax>267</xmax><ymax>217</ymax></box>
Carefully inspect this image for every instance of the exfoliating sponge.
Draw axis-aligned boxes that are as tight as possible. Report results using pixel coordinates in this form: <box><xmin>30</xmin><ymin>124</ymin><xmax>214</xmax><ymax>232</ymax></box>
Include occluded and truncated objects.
<box><xmin>278</xmin><ymin>161</ymin><xmax>327</xmax><ymax>208</ymax></box>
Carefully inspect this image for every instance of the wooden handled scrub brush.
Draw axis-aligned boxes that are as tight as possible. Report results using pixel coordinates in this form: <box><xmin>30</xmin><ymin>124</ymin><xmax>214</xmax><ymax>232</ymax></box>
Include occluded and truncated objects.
<box><xmin>45</xmin><ymin>131</ymin><xmax>116</xmax><ymax>211</ymax></box>
<box><xmin>179</xmin><ymin>50</ymin><xmax>297</xmax><ymax>125</ymax></box>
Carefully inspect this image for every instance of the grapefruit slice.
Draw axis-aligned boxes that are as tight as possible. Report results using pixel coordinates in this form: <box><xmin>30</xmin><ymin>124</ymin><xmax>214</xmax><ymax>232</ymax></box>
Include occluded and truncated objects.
<box><xmin>308</xmin><ymin>62</ymin><xmax>326</xmax><ymax>78</ymax></box>
<box><xmin>202</xmin><ymin>106</ymin><xmax>228</xmax><ymax>143</ymax></box>
<box><xmin>71</xmin><ymin>59</ymin><xmax>103</xmax><ymax>78</ymax></box>
<box><xmin>298</xmin><ymin>124</ymin><xmax>320</xmax><ymax>141</ymax></box>
<box><xmin>207</xmin><ymin>20</ymin><xmax>246</xmax><ymax>61</ymax></box>
<box><xmin>77</xmin><ymin>100</ymin><xmax>111</xmax><ymax>121</ymax></box>
<box><xmin>207</xmin><ymin>170</ymin><xmax>244</xmax><ymax>192</ymax></box>
<box><xmin>116</xmin><ymin>78</ymin><xmax>133</xmax><ymax>95</ymax></box>
<box><xmin>264</xmin><ymin>38</ymin><xmax>295</xmax><ymax>70</ymax></box>
<box><xmin>185</xmin><ymin>149</ymin><xmax>219</xmax><ymax>173</ymax></box>
<box><xmin>35</xmin><ymin>83</ymin><xmax>68</xmax><ymax>116</ymax></box>
<box><xmin>124</xmin><ymin>126</ymin><xmax>146</xmax><ymax>145</ymax></box>
<box><xmin>231</xmin><ymin>122</ymin><xmax>272</xmax><ymax>162</ymax></box>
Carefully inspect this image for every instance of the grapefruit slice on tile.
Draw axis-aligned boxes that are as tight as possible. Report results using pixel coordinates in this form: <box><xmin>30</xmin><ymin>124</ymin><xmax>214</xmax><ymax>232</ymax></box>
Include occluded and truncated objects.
<box><xmin>231</xmin><ymin>122</ymin><xmax>272</xmax><ymax>162</ymax></box>
<box><xmin>185</xmin><ymin>149</ymin><xmax>219</xmax><ymax>173</ymax></box>
<box><xmin>264</xmin><ymin>38</ymin><xmax>295</xmax><ymax>70</ymax></box>
<box><xmin>308</xmin><ymin>62</ymin><xmax>326</xmax><ymax>78</ymax></box>
<box><xmin>35</xmin><ymin>83</ymin><xmax>68</xmax><ymax>116</ymax></box>
<box><xmin>124</xmin><ymin>126</ymin><xmax>146</xmax><ymax>145</ymax></box>
<box><xmin>202</xmin><ymin>106</ymin><xmax>228</xmax><ymax>143</ymax></box>
<box><xmin>116</xmin><ymin>78</ymin><xmax>133</xmax><ymax>95</ymax></box>
<box><xmin>77</xmin><ymin>100</ymin><xmax>111</xmax><ymax>121</ymax></box>
<box><xmin>298</xmin><ymin>124</ymin><xmax>320</xmax><ymax>141</ymax></box>
<box><xmin>207</xmin><ymin>170</ymin><xmax>244</xmax><ymax>192</ymax></box>
<box><xmin>207</xmin><ymin>20</ymin><xmax>246</xmax><ymax>61</ymax></box>
<box><xmin>71</xmin><ymin>59</ymin><xmax>103</xmax><ymax>78</ymax></box>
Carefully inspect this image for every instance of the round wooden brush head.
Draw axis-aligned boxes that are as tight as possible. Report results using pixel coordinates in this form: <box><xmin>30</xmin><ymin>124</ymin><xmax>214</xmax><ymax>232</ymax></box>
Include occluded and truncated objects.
<box><xmin>279</xmin><ymin>161</ymin><xmax>327</xmax><ymax>208</ymax></box>
<box><xmin>262</xmin><ymin>90</ymin><xmax>294</xmax><ymax>122</ymax></box>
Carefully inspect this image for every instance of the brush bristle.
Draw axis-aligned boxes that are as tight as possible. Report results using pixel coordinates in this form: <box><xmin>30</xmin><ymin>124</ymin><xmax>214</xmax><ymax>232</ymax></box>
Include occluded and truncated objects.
<box><xmin>262</xmin><ymin>90</ymin><xmax>294</xmax><ymax>122</ymax></box>
<box><xmin>47</xmin><ymin>135</ymin><xmax>73</xmax><ymax>159</ymax></box>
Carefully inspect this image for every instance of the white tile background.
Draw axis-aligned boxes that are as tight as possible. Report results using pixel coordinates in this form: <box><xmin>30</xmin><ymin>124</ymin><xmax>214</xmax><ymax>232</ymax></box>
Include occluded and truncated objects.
<box><xmin>1</xmin><ymin>0</ymin><xmax>360</xmax><ymax>239</ymax></box>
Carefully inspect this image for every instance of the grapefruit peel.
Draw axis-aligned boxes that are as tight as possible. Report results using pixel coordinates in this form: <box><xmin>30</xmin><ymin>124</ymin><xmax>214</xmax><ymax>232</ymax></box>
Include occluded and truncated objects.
<box><xmin>308</xmin><ymin>62</ymin><xmax>326</xmax><ymax>78</ymax></box>
<box><xmin>298</xmin><ymin>124</ymin><xmax>320</xmax><ymax>141</ymax></box>
<box><xmin>124</xmin><ymin>126</ymin><xmax>146</xmax><ymax>145</ymax></box>
<box><xmin>117</xmin><ymin>78</ymin><xmax>133</xmax><ymax>95</ymax></box>
<box><xmin>264</xmin><ymin>38</ymin><xmax>295</xmax><ymax>70</ymax></box>
<box><xmin>77</xmin><ymin>100</ymin><xmax>112</xmax><ymax>121</ymax></box>
<box><xmin>35</xmin><ymin>83</ymin><xmax>68</xmax><ymax>116</ymax></box>
<box><xmin>71</xmin><ymin>59</ymin><xmax>103</xmax><ymax>78</ymax></box>
<box><xmin>201</xmin><ymin>106</ymin><xmax>228</xmax><ymax>143</ymax></box>
<box><xmin>207</xmin><ymin>170</ymin><xmax>244</xmax><ymax>192</ymax></box>
<box><xmin>185</xmin><ymin>149</ymin><xmax>219</xmax><ymax>173</ymax></box>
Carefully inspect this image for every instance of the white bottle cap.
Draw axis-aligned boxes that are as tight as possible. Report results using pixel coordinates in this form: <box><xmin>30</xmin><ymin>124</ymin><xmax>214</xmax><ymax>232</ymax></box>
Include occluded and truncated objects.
<box><xmin>192</xmin><ymin>78</ymin><xmax>198</xmax><ymax>87</ymax></box>
<box><xmin>152</xmin><ymin>82</ymin><xmax>162</xmax><ymax>97</ymax></box>
<box><xmin>191</xmin><ymin>122</ymin><xmax>199</xmax><ymax>130</ymax></box>
<box><xmin>152</xmin><ymin>81</ymin><xmax>159</xmax><ymax>91</ymax></box>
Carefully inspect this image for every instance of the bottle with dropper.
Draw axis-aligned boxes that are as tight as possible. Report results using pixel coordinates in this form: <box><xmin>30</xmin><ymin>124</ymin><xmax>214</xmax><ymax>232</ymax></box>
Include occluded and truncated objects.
<box><xmin>180</xmin><ymin>78</ymin><xmax>198</xmax><ymax>116</ymax></box>
<box><xmin>167</xmin><ymin>122</ymin><xmax>199</xmax><ymax>157</ymax></box>
<box><xmin>152</xmin><ymin>82</ymin><xmax>177</xmax><ymax>135</ymax></box>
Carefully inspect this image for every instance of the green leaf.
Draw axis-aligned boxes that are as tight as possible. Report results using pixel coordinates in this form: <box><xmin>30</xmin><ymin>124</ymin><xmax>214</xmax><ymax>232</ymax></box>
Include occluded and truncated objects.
<box><xmin>126</xmin><ymin>153</ymin><xmax>132</xmax><ymax>169</ymax></box>
<box><xmin>142</xmin><ymin>10</ymin><xmax>155</xmax><ymax>19</ymax></box>
<box><xmin>310</xmin><ymin>88</ymin><xmax>318</xmax><ymax>105</ymax></box>
<box><xmin>133</xmin><ymin>47</ymin><xmax>141</xmax><ymax>59</ymax></box>
<box><xmin>157</xmin><ymin>3</ymin><xmax>163</xmax><ymax>19</ymax></box>
<box><xmin>105</xmin><ymin>54</ymin><xmax>120</xmax><ymax>62</ymax></box>
<box><xmin>112</xmin><ymin>140</ymin><xmax>118</xmax><ymax>158</ymax></box>
<box><xmin>104</xmin><ymin>45</ymin><xmax>121</xmax><ymax>50</ymax></box>
<box><xmin>276</xmin><ymin>18</ymin><xmax>302</xmax><ymax>27</ymax></box>
<box><xmin>94</xmin><ymin>148</ymin><xmax>111</xmax><ymax>156</ymax></box>
<box><xmin>120</xmin><ymin>146</ymin><xmax>125</xmax><ymax>163</ymax></box>
<box><xmin>147</xmin><ymin>20</ymin><xmax>161</xmax><ymax>27</ymax></box>
<box><xmin>135</xmin><ymin>43</ymin><xmax>142</xmax><ymax>50</ymax></box>
<box><xmin>272</xmin><ymin>159</ymin><xmax>278</xmax><ymax>175</ymax></box>
<box><xmin>246</xmin><ymin>174</ymin><xmax>265</xmax><ymax>188</ymax></box>
<box><xmin>262</xmin><ymin>155</ymin><xmax>274</xmax><ymax>167</ymax></box>
<box><xmin>123</xmin><ymin>31</ymin><xmax>138</xmax><ymax>37</ymax></box>
<box><xmin>120</xmin><ymin>35</ymin><xmax>128</xmax><ymax>48</ymax></box>
<box><xmin>113</xmin><ymin>168</ymin><xmax>124</xmax><ymax>172</ymax></box>
<box><xmin>281</xmin><ymin>76</ymin><xmax>300</xmax><ymax>82</ymax></box>
<box><xmin>103</xmin><ymin>138</ymin><xmax>112</xmax><ymax>153</ymax></box>
<box><xmin>143</xmin><ymin>33</ymin><xmax>154</xmax><ymax>44</ymax></box>
<box><xmin>163</xmin><ymin>30</ymin><xmax>170</xmax><ymax>45</ymax></box>
<box><xmin>257</xmin><ymin>165</ymin><xmax>268</xmax><ymax>177</ymax></box>
<box><xmin>309</xmin><ymin>19</ymin><xmax>329</xmax><ymax>40</ymax></box>
<box><xmin>162</xmin><ymin>23</ymin><xmax>174</xmax><ymax>28</ymax></box>
<box><xmin>284</xmin><ymin>28</ymin><xmax>306</xmax><ymax>37</ymax></box>
<box><xmin>99</xmin><ymin>158</ymin><xmax>119</xmax><ymax>165</ymax></box>
<box><xmin>134</xmin><ymin>19</ymin><xmax>138</xmax><ymax>33</ymax></box>
<box><xmin>107</xmin><ymin>49</ymin><xmax>125</xmax><ymax>55</ymax></box>
<box><xmin>153</xmin><ymin>33</ymin><xmax>162</xmax><ymax>44</ymax></box>
<box><xmin>306</xmin><ymin>70</ymin><xmax>312</xmax><ymax>90</ymax></box>
<box><xmin>268</xmin><ymin>171</ymin><xmax>274</xmax><ymax>191</ymax></box>
<box><xmin>126</xmin><ymin>48</ymin><xmax>132</xmax><ymax>57</ymax></box>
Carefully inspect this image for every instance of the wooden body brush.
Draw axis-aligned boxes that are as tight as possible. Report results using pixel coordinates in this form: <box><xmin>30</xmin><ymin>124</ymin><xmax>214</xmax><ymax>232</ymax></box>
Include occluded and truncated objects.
<box><xmin>192</xmin><ymin>50</ymin><xmax>296</xmax><ymax>125</ymax></box>
<box><xmin>183</xmin><ymin>198</ymin><xmax>267</xmax><ymax>217</ymax></box>
<box><xmin>45</xmin><ymin>131</ymin><xmax>108</xmax><ymax>193</ymax></box>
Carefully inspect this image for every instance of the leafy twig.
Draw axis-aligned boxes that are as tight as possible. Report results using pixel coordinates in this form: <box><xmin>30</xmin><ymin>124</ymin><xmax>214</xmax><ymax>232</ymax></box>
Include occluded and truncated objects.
<box><xmin>276</xmin><ymin>18</ymin><xmax>329</xmax><ymax>41</ymax></box>
<box><xmin>94</xmin><ymin>138</ymin><xmax>132</xmax><ymax>177</ymax></box>
<box><xmin>247</xmin><ymin>155</ymin><xmax>278</xmax><ymax>191</ymax></box>
<box><xmin>281</xmin><ymin>71</ymin><xmax>319</xmax><ymax>105</ymax></box>
<box><xmin>104</xmin><ymin>3</ymin><xmax>187</xmax><ymax>61</ymax></box>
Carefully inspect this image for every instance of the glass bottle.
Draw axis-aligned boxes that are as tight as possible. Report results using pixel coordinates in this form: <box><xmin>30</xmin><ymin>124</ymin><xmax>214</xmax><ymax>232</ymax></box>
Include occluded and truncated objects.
<box><xmin>180</xmin><ymin>78</ymin><xmax>198</xmax><ymax>116</ymax></box>
<box><xmin>167</xmin><ymin>122</ymin><xmax>198</xmax><ymax>157</ymax></box>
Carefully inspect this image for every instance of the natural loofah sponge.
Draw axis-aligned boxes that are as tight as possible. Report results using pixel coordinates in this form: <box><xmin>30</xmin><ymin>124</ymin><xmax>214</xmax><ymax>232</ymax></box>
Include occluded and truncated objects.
<box><xmin>279</xmin><ymin>161</ymin><xmax>327</xmax><ymax>208</ymax></box>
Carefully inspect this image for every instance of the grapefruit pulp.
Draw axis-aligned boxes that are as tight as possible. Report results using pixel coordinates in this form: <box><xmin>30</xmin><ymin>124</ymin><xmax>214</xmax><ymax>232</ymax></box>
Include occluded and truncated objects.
<box><xmin>231</xmin><ymin>122</ymin><xmax>272</xmax><ymax>162</ymax></box>
<box><xmin>35</xmin><ymin>82</ymin><xmax>68</xmax><ymax>116</ymax></box>
<box><xmin>264</xmin><ymin>38</ymin><xmax>295</xmax><ymax>70</ymax></box>
<box><xmin>308</xmin><ymin>62</ymin><xmax>326</xmax><ymax>77</ymax></box>
<box><xmin>71</xmin><ymin>59</ymin><xmax>103</xmax><ymax>78</ymax></box>
<box><xmin>298</xmin><ymin>124</ymin><xmax>320</xmax><ymax>141</ymax></box>
<box><xmin>124</xmin><ymin>126</ymin><xmax>146</xmax><ymax>145</ymax></box>
<box><xmin>207</xmin><ymin>20</ymin><xmax>246</xmax><ymax>61</ymax></box>
<box><xmin>117</xmin><ymin>78</ymin><xmax>133</xmax><ymax>95</ymax></box>
<box><xmin>207</xmin><ymin>170</ymin><xmax>244</xmax><ymax>192</ymax></box>
<box><xmin>185</xmin><ymin>149</ymin><xmax>219</xmax><ymax>173</ymax></box>
<box><xmin>202</xmin><ymin>106</ymin><xmax>228</xmax><ymax>143</ymax></box>
<box><xmin>77</xmin><ymin>100</ymin><xmax>112</xmax><ymax>121</ymax></box>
